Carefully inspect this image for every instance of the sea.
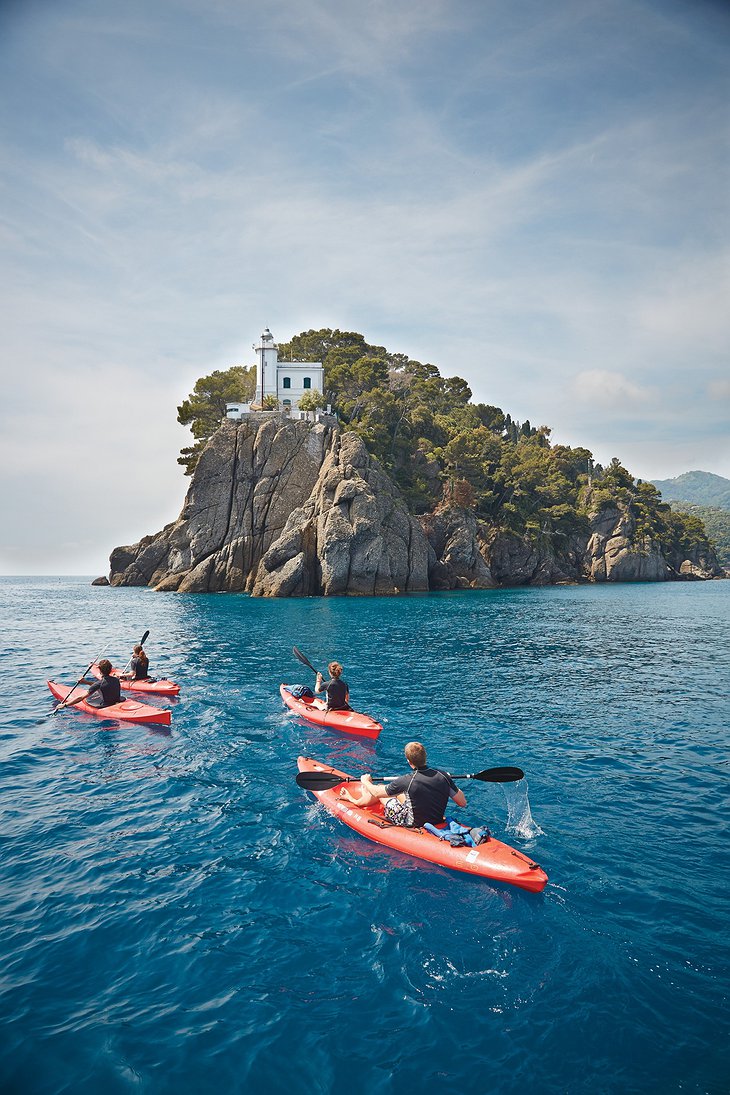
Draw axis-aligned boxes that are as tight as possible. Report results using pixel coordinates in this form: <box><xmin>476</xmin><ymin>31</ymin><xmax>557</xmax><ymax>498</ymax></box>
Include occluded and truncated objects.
<box><xmin>0</xmin><ymin>576</ymin><xmax>728</xmax><ymax>1095</ymax></box>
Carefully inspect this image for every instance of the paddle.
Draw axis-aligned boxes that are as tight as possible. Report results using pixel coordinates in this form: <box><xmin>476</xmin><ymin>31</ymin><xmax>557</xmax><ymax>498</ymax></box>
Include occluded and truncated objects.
<box><xmin>120</xmin><ymin>630</ymin><xmax>150</xmax><ymax>677</ymax></box>
<box><xmin>292</xmin><ymin>645</ymin><xmax>333</xmax><ymax>723</ymax></box>
<box><xmin>296</xmin><ymin>766</ymin><xmax>524</xmax><ymax>792</ymax></box>
<box><xmin>292</xmin><ymin>646</ymin><xmax>322</xmax><ymax>677</ymax></box>
<box><xmin>53</xmin><ymin>643</ymin><xmax>110</xmax><ymax>713</ymax></box>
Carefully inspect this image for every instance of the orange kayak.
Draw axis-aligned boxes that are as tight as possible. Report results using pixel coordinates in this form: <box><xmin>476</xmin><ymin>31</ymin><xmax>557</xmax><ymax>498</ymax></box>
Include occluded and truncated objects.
<box><xmin>47</xmin><ymin>680</ymin><xmax>172</xmax><ymax>727</ymax></box>
<box><xmin>91</xmin><ymin>663</ymin><xmax>180</xmax><ymax>696</ymax></box>
<box><xmin>281</xmin><ymin>684</ymin><xmax>382</xmax><ymax>739</ymax></box>
<box><xmin>297</xmin><ymin>756</ymin><xmax>547</xmax><ymax>892</ymax></box>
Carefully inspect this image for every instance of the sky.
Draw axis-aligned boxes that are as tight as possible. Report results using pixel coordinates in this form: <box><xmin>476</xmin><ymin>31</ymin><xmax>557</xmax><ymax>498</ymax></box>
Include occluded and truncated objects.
<box><xmin>0</xmin><ymin>0</ymin><xmax>728</xmax><ymax>575</ymax></box>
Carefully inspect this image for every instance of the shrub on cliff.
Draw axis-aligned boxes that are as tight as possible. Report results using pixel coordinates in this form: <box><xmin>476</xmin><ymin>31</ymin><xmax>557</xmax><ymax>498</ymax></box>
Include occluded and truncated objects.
<box><xmin>177</xmin><ymin>364</ymin><xmax>255</xmax><ymax>474</ymax></box>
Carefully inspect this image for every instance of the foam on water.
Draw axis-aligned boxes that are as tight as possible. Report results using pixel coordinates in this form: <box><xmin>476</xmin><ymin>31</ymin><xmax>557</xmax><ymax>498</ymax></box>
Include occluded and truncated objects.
<box><xmin>503</xmin><ymin>780</ymin><xmax>545</xmax><ymax>840</ymax></box>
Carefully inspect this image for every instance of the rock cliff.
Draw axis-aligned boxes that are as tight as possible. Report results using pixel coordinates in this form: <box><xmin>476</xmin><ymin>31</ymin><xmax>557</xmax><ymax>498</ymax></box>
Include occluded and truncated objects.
<box><xmin>108</xmin><ymin>417</ymin><xmax>723</xmax><ymax>594</ymax></box>
<box><xmin>110</xmin><ymin>417</ymin><xmax>429</xmax><ymax>595</ymax></box>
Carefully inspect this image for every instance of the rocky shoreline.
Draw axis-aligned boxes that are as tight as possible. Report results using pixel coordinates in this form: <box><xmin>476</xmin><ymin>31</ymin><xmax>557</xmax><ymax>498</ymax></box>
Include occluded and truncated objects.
<box><xmin>105</xmin><ymin>417</ymin><xmax>723</xmax><ymax>594</ymax></box>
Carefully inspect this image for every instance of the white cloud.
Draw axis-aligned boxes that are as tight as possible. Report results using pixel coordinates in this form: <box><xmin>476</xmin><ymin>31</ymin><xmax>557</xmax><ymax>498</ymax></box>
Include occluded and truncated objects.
<box><xmin>1</xmin><ymin>0</ymin><xmax>729</xmax><ymax>571</ymax></box>
<box><xmin>571</xmin><ymin>370</ymin><xmax>653</xmax><ymax>407</ymax></box>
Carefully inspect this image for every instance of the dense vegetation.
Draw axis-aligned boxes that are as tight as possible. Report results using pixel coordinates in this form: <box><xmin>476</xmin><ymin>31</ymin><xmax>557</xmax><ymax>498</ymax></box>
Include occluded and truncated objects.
<box><xmin>177</xmin><ymin>365</ymin><xmax>255</xmax><ymax>474</ymax></box>
<box><xmin>178</xmin><ymin>329</ymin><xmax>714</xmax><ymax>560</ymax></box>
<box><xmin>666</xmin><ymin>503</ymin><xmax>730</xmax><ymax>566</ymax></box>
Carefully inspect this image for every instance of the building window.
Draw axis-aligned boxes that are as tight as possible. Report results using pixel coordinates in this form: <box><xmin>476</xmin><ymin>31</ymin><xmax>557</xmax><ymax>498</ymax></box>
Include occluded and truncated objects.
<box><xmin>283</xmin><ymin>398</ymin><xmax>291</xmax><ymax>405</ymax></box>
<box><xmin>303</xmin><ymin>377</ymin><xmax>311</xmax><ymax>389</ymax></box>
<box><xmin>282</xmin><ymin>377</ymin><xmax>291</xmax><ymax>389</ymax></box>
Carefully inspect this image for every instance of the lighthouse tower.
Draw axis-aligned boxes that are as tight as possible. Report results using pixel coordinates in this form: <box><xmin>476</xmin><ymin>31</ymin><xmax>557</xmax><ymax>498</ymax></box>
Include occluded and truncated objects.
<box><xmin>224</xmin><ymin>326</ymin><xmax>325</xmax><ymax>418</ymax></box>
<box><xmin>254</xmin><ymin>327</ymin><xmax>278</xmax><ymax>406</ymax></box>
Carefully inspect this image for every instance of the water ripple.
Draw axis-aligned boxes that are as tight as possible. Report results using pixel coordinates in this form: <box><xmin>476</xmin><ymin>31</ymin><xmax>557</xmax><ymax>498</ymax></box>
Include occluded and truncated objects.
<box><xmin>0</xmin><ymin>577</ymin><xmax>728</xmax><ymax>1093</ymax></box>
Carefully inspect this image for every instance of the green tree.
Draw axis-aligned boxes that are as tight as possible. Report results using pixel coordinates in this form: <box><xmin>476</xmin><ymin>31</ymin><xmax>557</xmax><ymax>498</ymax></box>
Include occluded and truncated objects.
<box><xmin>177</xmin><ymin>365</ymin><xmax>255</xmax><ymax>474</ymax></box>
<box><xmin>297</xmin><ymin>389</ymin><xmax>327</xmax><ymax>413</ymax></box>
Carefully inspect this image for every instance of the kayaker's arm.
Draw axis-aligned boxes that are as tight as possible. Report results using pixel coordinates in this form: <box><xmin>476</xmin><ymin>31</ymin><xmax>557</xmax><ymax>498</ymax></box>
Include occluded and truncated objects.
<box><xmin>452</xmin><ymin>788</ymin><xmax>467</xmax><ymax>808</ymax></box>
<box><xmin>315</xmin><ymin>672</ymin><xmax>324</xmax><ymax>693</ymax></box>
<box><xmin>57</xmin><ymin>690</ymin><xmax>90</xmax><ymax>709</ymax></box>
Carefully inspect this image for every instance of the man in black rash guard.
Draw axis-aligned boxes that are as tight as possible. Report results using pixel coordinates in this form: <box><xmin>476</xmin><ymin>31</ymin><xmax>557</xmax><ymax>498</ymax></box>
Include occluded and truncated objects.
<box><xmin>339</xmin><ymin>741</ymin><xmax>467</xmax><ymax>827</ymax></box>
<box><xmin>56</xmin><ymin>659</ymin><xmax>122</xmax><ymax>710</ymax></box>
<box><xmin>315</xmin><ymin>661</ymin><xmax>351</xmax><ymax>711</ymax></box>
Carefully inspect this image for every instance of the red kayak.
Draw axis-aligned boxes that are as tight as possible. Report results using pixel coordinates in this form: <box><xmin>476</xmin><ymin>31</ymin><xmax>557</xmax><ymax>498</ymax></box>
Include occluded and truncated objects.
<box><xmin>47</xmin><ymin>680</ymin><xmax>172</xmax><ymax>727</ymax></box>
<box><xmin>297</xmin><ymin>756</ymin><xmax>547</xmax><ymax>892</ymax></box>
<box><xmin>90</xmin><ymin>663</ymin><xmax>180</xmax><ymax>697</ymax></box>
<box><xmin>280</xmin><ymin>684</ymin><xmax>382</xmax><ymax>740</ymax></box>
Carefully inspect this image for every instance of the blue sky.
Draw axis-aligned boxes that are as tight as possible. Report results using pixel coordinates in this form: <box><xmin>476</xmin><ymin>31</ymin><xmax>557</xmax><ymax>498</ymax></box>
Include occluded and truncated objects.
<box><xmin>1</xmin><ymin>0</ymin><xmax>728</xmax><ymax>574</ymax></box>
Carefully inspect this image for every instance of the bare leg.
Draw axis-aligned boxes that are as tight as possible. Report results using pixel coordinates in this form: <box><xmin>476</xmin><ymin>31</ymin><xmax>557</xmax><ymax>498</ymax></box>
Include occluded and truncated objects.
<box><xmin>339</xmin><ymin>785</ymin><xmax>379</xmax><ymax>807</ymax></box>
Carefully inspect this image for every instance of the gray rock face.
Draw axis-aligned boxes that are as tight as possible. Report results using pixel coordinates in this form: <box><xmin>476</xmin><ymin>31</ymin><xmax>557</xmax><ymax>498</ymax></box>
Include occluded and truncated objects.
<box><xmin>583</xmin><ymin>507</ymin><xmax>669</xmax><ymax>582</ymax></box>
<box><xmin>421</xmin><ymin>508</ymin><xmax>495</xmax><ymax>589</ymax></box>
<box><xmin>108</xmin><ymin>417</ymin><xmax>723</xmax><ymax>595</ymax></box>
<box><xmin>419</xmin><ymin>504</ymin><xmax>722</xmax><ymax>588</ymax></box>
<box><xmin>109</xmin><ymin>418</ymin><xmax>429</xmax><ymax>596</ymax></box>
<box><xmin>252</xmin><ymin>431</ymin><xmax>429</xmax><ymax>596</ymax></box>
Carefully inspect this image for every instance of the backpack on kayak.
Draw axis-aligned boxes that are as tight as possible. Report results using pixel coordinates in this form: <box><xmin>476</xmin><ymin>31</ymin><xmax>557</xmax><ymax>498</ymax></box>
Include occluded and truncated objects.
<box><xmin>285</xmin><ymin>684</ymin><xmax>315</xmax><ymax>700</ymax></box>
<box><xmin>424</xmin><ymin>819</ymin><xmax>491</xmax><ymax>847</ymax></box>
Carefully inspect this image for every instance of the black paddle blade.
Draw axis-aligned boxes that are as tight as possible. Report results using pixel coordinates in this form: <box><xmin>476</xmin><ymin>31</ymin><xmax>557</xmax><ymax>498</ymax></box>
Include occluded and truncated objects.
<box><xmin>293</xmin><ymin>646</ymin><xmax>319</xmax><ymax>675</ymax></box>
<box><xmin>472</xmin><ymin>766</ymin><xmax>524</xmax><ymax>783</ymax></box>
<box><xmin>296</xmin><ymin>771</ymin><xmax>353</xmax><ymax>791</ymax></box>
<box><xmin>139</xmin><ymin>630</ymin><xmax>150</xmax><ymax>646</ymax></box>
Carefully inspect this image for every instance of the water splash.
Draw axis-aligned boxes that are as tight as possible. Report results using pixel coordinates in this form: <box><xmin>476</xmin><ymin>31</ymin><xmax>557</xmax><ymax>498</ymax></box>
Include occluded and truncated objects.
<box><xmin>502</xmin><ymin>780</ymin><xmax>544</xmax><ymax>840</ymax></box>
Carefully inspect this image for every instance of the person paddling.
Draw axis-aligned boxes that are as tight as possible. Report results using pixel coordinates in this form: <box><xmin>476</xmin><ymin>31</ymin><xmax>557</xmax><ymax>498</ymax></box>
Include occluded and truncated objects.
<box><xmin>55</xmin><ymin>659</ymin><xmax>121</xmax><ymax>710</ymax></box>
<box><xmin>315</xmin><ymin>661</ymin><xmax>351</xmax><ymax>711</ymax></box>
<box><xmin>120</xmin><ymin>644</ymin><xmax>150</xmax><ymax>681</ymax></box>
<box><xmin>339</xmin><ymin>741</ymin><xmax>467</xmax><ymax>828</ymax></box>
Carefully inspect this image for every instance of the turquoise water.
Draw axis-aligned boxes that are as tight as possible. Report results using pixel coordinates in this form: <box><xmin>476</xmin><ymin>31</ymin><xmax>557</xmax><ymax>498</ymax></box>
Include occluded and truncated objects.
<box><xmin>1</xmin><ymin>576</ymin><xmax>728</xmax><ymax>1094</ymax></box>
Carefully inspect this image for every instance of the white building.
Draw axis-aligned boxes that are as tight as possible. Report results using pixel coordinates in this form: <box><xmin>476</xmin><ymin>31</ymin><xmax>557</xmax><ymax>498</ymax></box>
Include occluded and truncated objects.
<box><xmin>226</xmin><ymin>328</ymin><xmax>326</xmax><ymax>419</ymax></box>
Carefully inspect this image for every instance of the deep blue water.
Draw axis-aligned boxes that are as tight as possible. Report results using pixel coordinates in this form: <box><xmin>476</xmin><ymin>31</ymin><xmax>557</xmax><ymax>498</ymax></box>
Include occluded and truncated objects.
<box><xmin>0</xmin><ymin>576</ymin><xmax>728</xmax><ymax>1094</ymax></box>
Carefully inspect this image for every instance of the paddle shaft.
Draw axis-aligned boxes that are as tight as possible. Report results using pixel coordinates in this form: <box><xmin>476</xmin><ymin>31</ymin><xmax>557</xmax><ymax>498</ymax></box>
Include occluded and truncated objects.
<box><xmin>296</xmin><ymin>765</ymin><xmax>524</xmax><ymax>791</ymax></box>
<box><xmin>54</xmin><ymin>643</ymin><xmax>110</xmax><ymax>711</ymax></box>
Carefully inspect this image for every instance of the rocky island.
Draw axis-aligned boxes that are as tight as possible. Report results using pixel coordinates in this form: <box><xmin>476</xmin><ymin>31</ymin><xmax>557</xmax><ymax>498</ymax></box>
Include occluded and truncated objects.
<box><xmin>107</xmin><ymin>328</ymin><xmax>722</xmax><ymax>594</ymax></box>
<box><xmin>108</xmin><ymin>415</ymin><xmax>721</xmax><ymax>594</ymax></box>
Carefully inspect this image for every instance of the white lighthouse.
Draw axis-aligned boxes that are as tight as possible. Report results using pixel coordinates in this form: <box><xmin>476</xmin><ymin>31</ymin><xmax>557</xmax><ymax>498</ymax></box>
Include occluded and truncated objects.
<box><xmin>254</xmin><ymin>327</ymin><xmax>279</xmax><ymax>406</ymax></box>
<box><xmin>244</xmin><ymin>328</ymin><xmax>325</xmax><ymax>416</ymax></box>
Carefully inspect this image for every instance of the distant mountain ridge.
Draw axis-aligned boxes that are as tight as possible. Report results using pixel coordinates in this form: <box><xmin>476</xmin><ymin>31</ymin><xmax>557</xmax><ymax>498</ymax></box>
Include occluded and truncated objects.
<box><xmin>651</xmin><ymin>471</ymin><xmax>730</xmax><ymax>511</ymax></box>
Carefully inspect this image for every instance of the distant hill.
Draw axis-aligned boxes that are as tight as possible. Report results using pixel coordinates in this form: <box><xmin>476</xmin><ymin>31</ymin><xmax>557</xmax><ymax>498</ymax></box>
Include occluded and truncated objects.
<box><xmin>650</xmin><ymin>471</ymin><xmax>730</xmax><ymax>511</ymax></box>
